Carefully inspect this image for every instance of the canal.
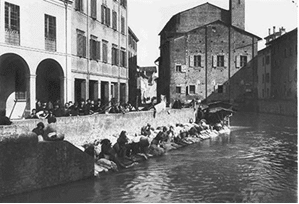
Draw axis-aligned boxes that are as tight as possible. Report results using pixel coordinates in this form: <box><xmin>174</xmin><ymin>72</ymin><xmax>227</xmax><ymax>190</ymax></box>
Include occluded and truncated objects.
<box><xmin>0</xmin><ymin>112</ymin><xmax>297</xmax><ymax>203</ymax></box>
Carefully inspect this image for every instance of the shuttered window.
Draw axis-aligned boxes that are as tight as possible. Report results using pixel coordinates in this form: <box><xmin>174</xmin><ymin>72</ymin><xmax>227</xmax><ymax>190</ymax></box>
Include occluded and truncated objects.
<box><xmin>45</xmin><ymin>14</ymin><xmax>56</xmax><ymax>51</ymax></box>
<box><xmin>112</xmin><ymin>45</ymin><xmax>119</xmax><ymax>65</ymax></box>
<box><xmin>91</xmin><ymin>0</ymin><xmax>97</xmax><ymax>19</ymax></box>
<box><xmin>120</xmin><ymin>49</ymin><xmax>127</xmax><ymax>67</ymax></box>
<box><xmin>77</xmin><ymin>30</ymin><xmax>86</xmax><ymax>57</ymax></box>
<box><xmin>112</xmin><ymin>10</ymin><xmax>117</xmax><ymax>30</ymax></box>
<box><xmin>121</xmin><ymin>16</ymin><xmax>125</xmax><ymax>35</ymax></box>
<box><xmin>102</xmin><ymin>41</ymin><xmax>108</xmax><ymax>63</ymax></box>
<box><xmin>101</xmin><ymin>5</ymin><xmax>110</xmax><ymax>27</ymax></box>
<box><xmin>75</xmin><ymin>0</ymin><xmax>83</xmax><ymax>12</ymax></box>
<box><xmin>90</xmin><ymin>38</ymin><xmax>100</xmax><ymax>61</ymax></box>
<box><xmin>194</xmin><ymin>55</ymin><xmax>201</xmax><ymax>67</ymax></box>
<box><xmin>5</xmin><ymin>2</ymin><xmax>20</xmax><ymax>45</ymax></box>
<box><xmin>106</xmin><ymin>8</ymin><xmax>111</xmax><ymax>27</ymax></box>
<box><xmin>217</xmin><ymin>55</ymin><xmax>224</xmax><ymax>67</ymax></box>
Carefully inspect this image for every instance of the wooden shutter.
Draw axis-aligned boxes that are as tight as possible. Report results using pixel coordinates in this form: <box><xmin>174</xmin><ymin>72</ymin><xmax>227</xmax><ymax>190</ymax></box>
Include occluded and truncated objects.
<box><xmin>181</xmin><ymin>65</ymin><xmax>187</xmax><ymax>72</ymax></box>
<box><xmin>91</xmin><ymin>0</ymin><xmax>97</xmax><ymax>19</ymax></box>
<box><xmin>224</xmin><ymin>54</ymin><xmax>228</xmax><ymax>67</ymax></box>
<box><xmin>96</xmin><ymin>41</ymin><xmax>101</xmax><ymax>60</ymax></box>
<box><xmin>90</xmin><ymin>39</ymin><xmax>93</xmax><ymax>59</ymax></box>
<box><xmin>212</xmin><ymin>55</ymin><xmax>217</xmax><ymax>67</ymax></box>
<box><xmin>201</xmin><ymin>54</ymin><xmax>205</xmax><ymax>68</ymax></box>
<box><xmin>124</xmin><ymin>51</ymin><xmax>127</xmax><ymax>67</ymax></box>
<box><xmin>189</xmin><ymin>55</ymin><xmax>194</xmax><ymax>67</ymax></box>
<box><xmin>75</xmin><ymin>0</ymin><xmax>80</xmax><ymax>10</ymax></box>
<box><xmin>77</xmin><ymin>33</ymin><xmax>81</xmax><ymax>56</ymax></box>
<box><xmin>235</xmin><ymin>55</ymin><xmax>240</xmax><ymax>68</ymax></box>
<box><xmin>101</xmin><ymin>5</ymin><xmax>105</xmax><ymax>23</ymax></box>
<box><xmin>82</xmin><ymin>35</ymin><xmax>86</xmax><ymax>58</ymax></box>
<box><xmin>106</xmin><ymin>8</ymin><xmax>111</xmax><ymax>26</ymax></box>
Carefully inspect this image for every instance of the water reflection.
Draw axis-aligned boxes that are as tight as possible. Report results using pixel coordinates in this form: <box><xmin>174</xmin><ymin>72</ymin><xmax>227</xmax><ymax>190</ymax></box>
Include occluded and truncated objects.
<box><xmin>0</xmin><ymin>112</ymin><xmax>297</xmax><ymax>203</ymax></box>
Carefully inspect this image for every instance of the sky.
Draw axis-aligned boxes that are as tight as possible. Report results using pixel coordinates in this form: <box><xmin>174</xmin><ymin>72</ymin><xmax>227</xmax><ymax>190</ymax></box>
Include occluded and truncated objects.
<box><xmin>128</xmin><ymin>0</ymin><xmax>298</xmax><ymax>66</ymax></box>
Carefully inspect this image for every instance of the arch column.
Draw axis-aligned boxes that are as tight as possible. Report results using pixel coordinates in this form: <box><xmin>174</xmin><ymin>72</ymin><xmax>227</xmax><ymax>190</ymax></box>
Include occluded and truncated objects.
<box><xmin>29</xmin><ymin>74</ymin><xmax>36</xmax><ymax>111</ymax></box>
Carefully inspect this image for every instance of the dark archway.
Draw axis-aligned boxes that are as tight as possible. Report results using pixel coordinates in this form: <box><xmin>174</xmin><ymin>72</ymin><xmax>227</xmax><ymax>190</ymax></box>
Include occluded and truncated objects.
<box><xmin>0</xmin><ymin>53</ymin><xmax>30</xmax><ymax>117</ymax></box>
<box><xmin>36</xmin><ymin>59</ymin><xmax>64</xmax><ymax>104</ymax></box>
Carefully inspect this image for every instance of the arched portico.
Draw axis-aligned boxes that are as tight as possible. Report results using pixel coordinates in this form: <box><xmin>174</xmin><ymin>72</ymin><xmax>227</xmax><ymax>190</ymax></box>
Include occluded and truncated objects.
<box><xmin>36</xmin><ymin>59</ymin><xmax>64</xmax><ymax>104</ymax></box>
<box><xmin>0</xmin><ymin>53</ymin><xmax>30</xmax><ymax>118</ymax></box>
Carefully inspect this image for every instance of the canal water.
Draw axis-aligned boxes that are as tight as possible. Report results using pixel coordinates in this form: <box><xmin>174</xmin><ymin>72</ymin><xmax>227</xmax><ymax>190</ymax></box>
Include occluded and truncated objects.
<box><xmin>0</xmin><ymin>112</ymin><xmax>297</xmax><ymax>203</ymax></box>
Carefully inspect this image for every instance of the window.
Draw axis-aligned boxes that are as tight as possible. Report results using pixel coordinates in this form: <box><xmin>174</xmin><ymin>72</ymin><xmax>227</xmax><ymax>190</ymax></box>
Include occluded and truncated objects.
<box><xmin>194</xmin><ymin>55</ymin><xmax>201</xmax><ymax>67</ymax></box>
<box><xmin>121</xmin><ymin>16</ymin><xmax>125</xmax><ymax>35</ymax></box>
<box><xmin>120</xmin><ymin>48</ymin><xmax>127</xmax><ymax>67</ymax></box>
<box><xmin>77</xmin><ymin>30</ymin><xmax>86</xmax><ymax>57</ymax></box>
<box><xmin>112</xmin><ymin>11</ymin><xmax>117</xmax><ymax>30</ymax></box>
<box><xmin>189</xmin><ymin>85</ymin><xmax>196</xmax><ymax>94</ymax></box>
<box><xmin>45</xmin><ymin>14</ymin><xmax>56</xmax><ymax>51</ymax></box>
<box><xmin>91</xmin><ymin>0</ymin><xmax>97</xmax><ymax>19</ymax></box>
<box><xmin>75</xmin><ymin>0</ymin><xmax>83</xmax><ymax>12</ymax></box>
<box><xmin>266</xmin><ymin>55</ymin><xmax>270</xmax><ymax>64</ymax></box>
<box><xmin>5</xmin><ymin>2</ymin><xmax>20</xmax><ymax>45</ymax></box>
<box><xmin>101</xmin><ymin>5</ymin><xmax>110</xmax><ymax>26</ymax></box>
<box><xmin>217</xmin><ymin>55</ymin><xmax>224</xmax><ymax>67</ymax></box>
<box><xmin>120</xmin><ymin>0</ymin><xmax>127</xmax><ymax>8</ymax></box>
<box><xmin>175</xmin><ymin>65</ymin><xmax>182</xmax><ymax>72</ymax></box>
<box><xmin>240</xmin><ymin>55</ymin><xmax>247</xmax><ymax>67</ymax></box>
<box><xmin>112</xmin><ymin>45</ymin><xmax>119</xmax><ymax>65</ymax></box>
<box><xmin>90</xmin><ymin>36</ymin><xmax>100</xmax><ymax>61</ymax></box>
<box><xmin>266</xmin><ymin>73</ymin><xmax>270</xmax><ymax>83</ymax></box>
<box><xmin>102</xmin><ymin>40</ymin><xmax>108</xmax><ymax>63</ymax></box>
<box><xmin>176</xmin><ymin>86</ymin><xmax>181</xmax><ymax>94</ymax></box>
<box><xmin>218</xmin><ymin>85</ymin><xmax>223</xmax><ymax>93</ymax></box>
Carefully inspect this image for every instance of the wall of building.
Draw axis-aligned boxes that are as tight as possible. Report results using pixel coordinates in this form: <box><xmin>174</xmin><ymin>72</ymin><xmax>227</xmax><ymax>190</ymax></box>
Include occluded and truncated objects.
<box><xmin>256</xmin><ymin>99</ymin><xmax>297</xmax><ymax>117</ymax></box>
<box><xmin>0</xmin><ymin>0</ymin><xmax>72</xmax><ymax>115</ymax></box>
<box><xmin>71</xmin><ymin>0</ymin><xmax>128</xmax><ymax>103</ymax></box>
<box><xmin>270</xmin><ymin>29</ymin><xmax>297</xmax><ymax>101</ymax></box>
<box><xmin>0</xmin><ymin>133</ymin><xmax>94</xmax><ymax>198</ymax></box>
<box><xmin>166</xmin><ymin>21</ymin><xmax>258</xmax><ymax>104</ymax></box>
<box><xmin>257</xmin><ymin>48</ymin><xmax>271</xmax><ymax>99</ymax></box>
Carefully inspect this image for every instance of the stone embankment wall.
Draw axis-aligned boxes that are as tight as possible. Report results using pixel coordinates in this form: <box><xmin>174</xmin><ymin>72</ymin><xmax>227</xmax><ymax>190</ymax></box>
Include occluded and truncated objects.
<box><xmin>0</xmin><ymin>109</ymin><xmax>194</xmax><ymax>198</ymax></box>
<box><xmin>256</xmin><ymin>100</ymin><xmax>297</xmax><ymax>117</ymax></box>
<box><xmin>3</xmin><ymin>108</ymin><xmax>195</xmax><ymax>146</ymax></box>
<box><xmin>0</xmin><ymin>133</ymin><xmax>94</xmax><ymax>198</ymax></box>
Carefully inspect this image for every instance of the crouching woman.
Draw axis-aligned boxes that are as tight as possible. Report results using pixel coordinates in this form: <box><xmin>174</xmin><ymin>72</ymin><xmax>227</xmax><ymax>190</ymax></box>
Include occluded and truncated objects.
<box><xmin>43</xmin><ymin>116</ymin><xmax>65</xmax><ymax>141</ymax></box>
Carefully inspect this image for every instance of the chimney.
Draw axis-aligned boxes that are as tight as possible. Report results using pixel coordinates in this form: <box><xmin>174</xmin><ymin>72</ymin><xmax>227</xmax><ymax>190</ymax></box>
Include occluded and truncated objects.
<box><xmin>273</xmin><ymin>26</ymin><xmax>276</xmax><ymax>34</ymax></box>
<box><xmin>268</xmin><ymin>28</ymin><xmax>271</xmax><ymax>35</ymax></box>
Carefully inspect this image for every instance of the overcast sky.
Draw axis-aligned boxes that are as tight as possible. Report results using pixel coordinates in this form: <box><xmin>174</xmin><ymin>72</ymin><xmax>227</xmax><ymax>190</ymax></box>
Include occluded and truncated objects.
<box><xmin>128</xmin><ymin>0</ymin><xmax>298</xmax><ymax>66</ymax></box>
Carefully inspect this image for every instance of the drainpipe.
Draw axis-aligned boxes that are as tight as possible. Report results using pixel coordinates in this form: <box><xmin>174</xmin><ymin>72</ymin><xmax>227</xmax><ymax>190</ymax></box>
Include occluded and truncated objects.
<box><xmin>228</xmin><ymin>26</ymin><xmax>231</xmax><ymax>101</ymax></box>
<box><xmin>64</xmin><ymin>0</ymin><xmax>68</xmax><ymax>103</ymax></box>
<box><xmin>205</xmin><ymin>26</ymin><xmax>208</xmax><ymax>100</ymax></box>
<box><xmin>86</xmin><ymin>0</ymin><xmax>90</xmax><ymax>100</ymax></box>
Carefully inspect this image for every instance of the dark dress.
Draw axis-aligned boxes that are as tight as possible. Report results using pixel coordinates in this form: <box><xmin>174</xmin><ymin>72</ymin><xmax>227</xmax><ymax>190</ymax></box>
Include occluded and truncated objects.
<box><xmin>0</xmin><ymin>116</ymin><xmax>12</xmax><ymax>125</ymax></box>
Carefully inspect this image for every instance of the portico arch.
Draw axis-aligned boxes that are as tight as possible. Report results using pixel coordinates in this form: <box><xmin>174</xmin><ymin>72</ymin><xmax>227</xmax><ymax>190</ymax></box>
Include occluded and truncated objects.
<box><xmin>0</xmin><ymin>53</ymin><xmax>30</xmax><ymax>117</ymax></box>
<box><xmin>36</xmin><ymin>59</ymin><xmax>64</xmax><ymax>104</ymax></box>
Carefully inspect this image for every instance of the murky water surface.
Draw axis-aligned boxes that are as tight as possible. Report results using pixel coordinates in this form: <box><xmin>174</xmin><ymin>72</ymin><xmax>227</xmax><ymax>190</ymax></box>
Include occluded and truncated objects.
<box><xmin>1</xmin><ymin>112</ymin><xmax>297</xmax><ymax>203</ymax></box>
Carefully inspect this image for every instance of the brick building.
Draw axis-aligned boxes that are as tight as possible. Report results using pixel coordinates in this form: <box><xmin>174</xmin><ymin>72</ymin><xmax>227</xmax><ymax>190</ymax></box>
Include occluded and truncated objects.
<box><xmin>157</xmin><ymin>0</ymin><xmax>261</xmax><ymax>105</ymax></box>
